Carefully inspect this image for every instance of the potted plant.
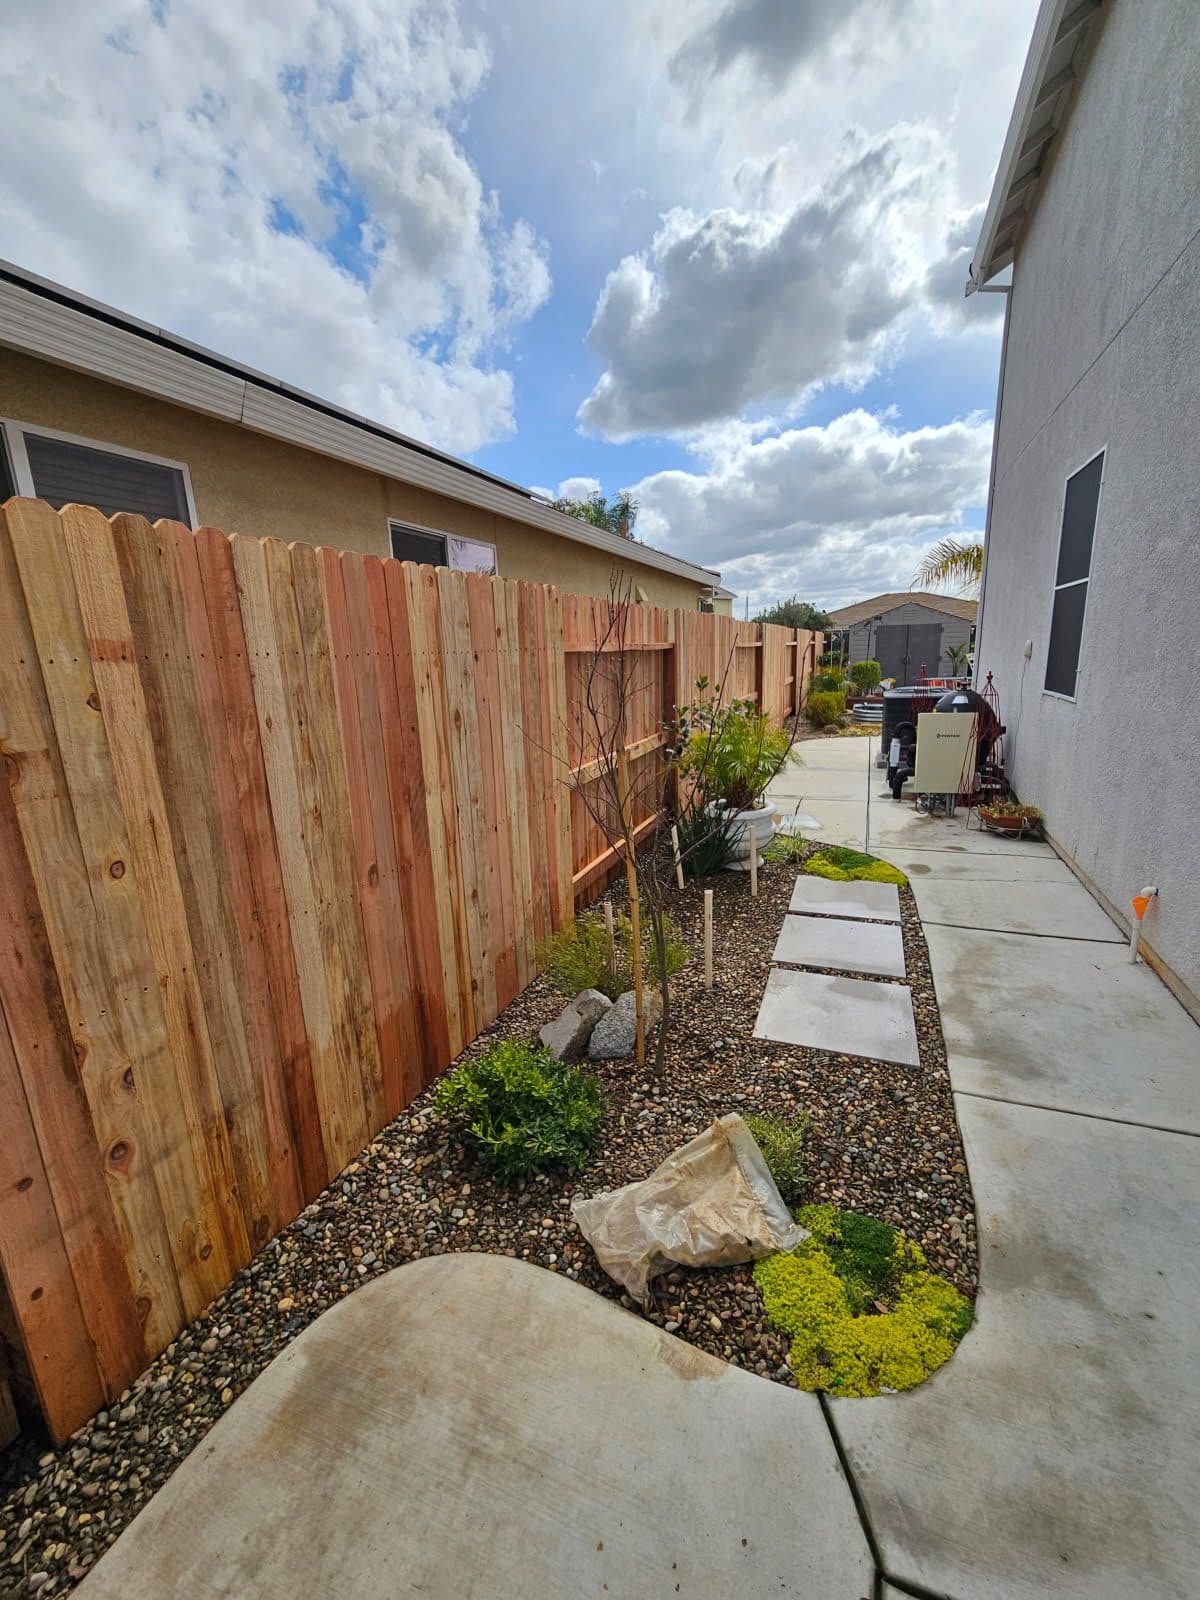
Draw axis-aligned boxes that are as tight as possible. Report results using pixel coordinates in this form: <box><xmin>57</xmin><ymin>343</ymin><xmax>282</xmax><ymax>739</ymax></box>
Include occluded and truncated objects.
<box><xmin>680</xmin><ymin>703</ymin><xmax>794</xmax><ymax>868</ymax></box>
<box><xmin>978</xmin><ymin>800</ymin><xmax>1044</xmax><ymax>837</ymax></box>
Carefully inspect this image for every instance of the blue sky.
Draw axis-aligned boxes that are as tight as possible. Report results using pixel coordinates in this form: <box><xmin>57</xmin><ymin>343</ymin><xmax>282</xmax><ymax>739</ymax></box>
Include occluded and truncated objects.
<box><xmin>1</xmin><ymin>0</ymin><xmax>1037</xmax><ymax>610</ymax></box>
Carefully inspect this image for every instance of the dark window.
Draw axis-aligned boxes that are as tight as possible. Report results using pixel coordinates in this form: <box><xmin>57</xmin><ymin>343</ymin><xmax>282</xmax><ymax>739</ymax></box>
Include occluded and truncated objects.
<box><xmin>0</xmin><ymin>434</ymin><xmax>14</xmax><ymax>502</ymax></box>
<box><xmin>389</xmin><ymin>522</ymin><xmax>447</xmax><ymax>566</ymax></box>
<box><xmin>23</xmin><ymin>433</ymin><xmax>191</xmax><ymax>523</ymax></box>
<box><xmin>1045</xmin><ymin>450</ymin><xmax>1103</xmax><ymax>698</ymax></box>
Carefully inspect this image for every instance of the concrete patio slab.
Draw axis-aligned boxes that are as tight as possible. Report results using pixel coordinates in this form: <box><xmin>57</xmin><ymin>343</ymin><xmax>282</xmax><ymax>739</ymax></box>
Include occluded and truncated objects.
<box><xmin>912</xmin><ymin>877</ymin><xmax>1122</xmax><ymax>941</ymax></box>
<box><xmin>925</xmin><ymin>924</ymin><xmax>1200</xmax><ymax>1133</ymax></box>
<box><xmin>875</xmin><ymin>844</ymin><xmax>1075</xmax><ymax>884</ymax></box>
<box><xmin>788</xmin><ymin>876</ymin><xmax>901</xmax><ymax>921</ymax></box>
<box><xmin>77</xmin><ymin>1254</ymin><xmax>874</xmax><ymax>1600</ymax></box>
<box><xmin>774</xmin><ymin>913</ymin><xmax>906</xmax><ymax>979</ymax></box>
<box><xmin>832</xmin><ymin>1096</ymin><xmax>1200</xmax><ymax>1600</ymax></box>
<box><xmin>755</xmin><ymin>965</ymin><xmax>919</xmax><ymax>1065</ymax></box>
<box><xmin>770</xmin><ymin>764</ymin><xmax>876</xmax><ymax>804</ymax></box>
<box><xmin>790</xmin><ymin>797</ymin><xmax>1056</xmax><ymax>856</ymax></box>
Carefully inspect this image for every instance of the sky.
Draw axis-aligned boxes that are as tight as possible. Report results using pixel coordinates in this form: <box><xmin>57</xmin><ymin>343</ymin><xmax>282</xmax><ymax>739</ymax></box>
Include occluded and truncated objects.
<box><xmin>0</xmin><ymin>0</ymin><xmax>1038</xmax><ymax>611</ymax></box>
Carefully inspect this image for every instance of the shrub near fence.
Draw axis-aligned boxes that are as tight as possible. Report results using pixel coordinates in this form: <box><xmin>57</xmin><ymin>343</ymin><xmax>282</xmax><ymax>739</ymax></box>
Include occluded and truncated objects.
<box><xmin>0</xmin><ymin>497</ymin><xmax>819</xmax><ymax>1442</ymax></box>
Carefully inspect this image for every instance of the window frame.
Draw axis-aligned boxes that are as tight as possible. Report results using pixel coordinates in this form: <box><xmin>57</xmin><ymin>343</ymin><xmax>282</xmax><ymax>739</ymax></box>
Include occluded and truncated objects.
<box><xmin>1042</xmin><ymin>446</ymin><xmax>1106</xmax><ymax>704</ymax></box>
<box><xmin>0</xmin><ymin>417</ymin><xmax>198</xmax><ymax>527</ymax></box>
<box><xmin>388</xmin><ymin>518</ymin><xmax>498</xmax><ymax>575</ymax></box>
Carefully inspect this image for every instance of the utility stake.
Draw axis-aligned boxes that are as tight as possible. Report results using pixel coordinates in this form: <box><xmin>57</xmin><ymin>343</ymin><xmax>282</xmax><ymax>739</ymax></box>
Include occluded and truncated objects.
<box><xmin>670</xmin><ymin>824</ymin><xmax>685</xmax><ymax>890</ymax></box>
<box><xmin>749</xmin><ymin>823</ymin><xmax>758</xmax><ymax>897</ymax></box>
<box><xmin>604</xmin><ymin>900</ymin><xmax>616</xmax><ymax>973</ymax></box>
<box><xmin>704</xmin><ymin>888</ymin><xmax>714</xmax><ymax>990</ymax></box>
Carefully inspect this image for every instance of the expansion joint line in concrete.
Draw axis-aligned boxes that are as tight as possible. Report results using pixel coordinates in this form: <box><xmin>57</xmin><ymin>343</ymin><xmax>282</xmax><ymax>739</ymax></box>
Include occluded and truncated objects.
<box><xmin>955</xmin><ymin>1087</ymin><xmax>1199</xmax><ymax>1140</ymax></box>
<box><xmin>818</xmin><ymin>1394</ymin><xmax>963</xmax><ymax>1600</ymax></box>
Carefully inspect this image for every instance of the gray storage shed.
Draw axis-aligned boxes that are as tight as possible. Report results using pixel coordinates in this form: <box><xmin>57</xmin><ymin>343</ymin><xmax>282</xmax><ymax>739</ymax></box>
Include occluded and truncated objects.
<box><xmin>827</xmin><ymin>592</ymin><xmax>976</xmax><ymax>684</ymax></box>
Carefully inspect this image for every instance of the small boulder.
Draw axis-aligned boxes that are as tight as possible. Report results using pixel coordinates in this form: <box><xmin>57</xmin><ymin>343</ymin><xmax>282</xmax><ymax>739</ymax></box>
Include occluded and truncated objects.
<box><xmin>587</xmin><ymin>989</ymin><xmax>663</xmax><ymax>1060</ymax></box>
<box><xmin>539</xmin><ymin>988</ymin><xmax>612</xmax><ymax>1061</ymax></box>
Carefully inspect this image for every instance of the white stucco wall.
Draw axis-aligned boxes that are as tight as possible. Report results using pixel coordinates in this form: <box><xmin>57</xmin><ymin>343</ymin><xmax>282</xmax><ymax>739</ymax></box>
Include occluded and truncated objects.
<box><xmin>976</xmin><ymin>0</ymin><xmax>1200</xmax><ymax>1009</ymax></box>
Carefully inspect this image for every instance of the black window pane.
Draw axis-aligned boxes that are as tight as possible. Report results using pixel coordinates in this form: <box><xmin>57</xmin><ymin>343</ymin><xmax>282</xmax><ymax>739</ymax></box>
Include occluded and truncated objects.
<box><xmin>0</xmin><ymin>435</ymin><xmax>15</xmax><ymax>501</ymax></box>
<box><xmin>390</xmin><ymin>525</ymin><xmax>447</xmax><ymax>566</ymax></box>
<box><xmin>24</xmin><ymin>434</ymin><xmax>190</xmax><ymax>523</ymax></box>
<box><xmin>1045</xmin><ymin>581</ymin><xmax>1088</xmax><ymax>697</ymax></box>
<box><xmin>1056</xmin><ymin>451</ymin><xmax>1103</xmax><ymax>585</ymax></box>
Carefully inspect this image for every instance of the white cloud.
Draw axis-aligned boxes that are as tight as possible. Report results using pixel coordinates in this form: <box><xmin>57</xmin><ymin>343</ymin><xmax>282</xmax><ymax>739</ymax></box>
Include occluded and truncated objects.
<box><xmin>578</xmin><ymin>128</ymin><xmax>964</xmax><ymax>440</ymax></box>
<box><xmin>528</xmin><ymin>475</ymin><xmax>602</xmax><ymax>502</ymax></box>
<box><xmin>0</xmin><ymin>0</ymin><xmax>551</xmax><ymax>454</ymax></box>
<box><xmin>630</xmin><ymin>408</ymin><xmax>992</xmax><ymax>610</ymax></box>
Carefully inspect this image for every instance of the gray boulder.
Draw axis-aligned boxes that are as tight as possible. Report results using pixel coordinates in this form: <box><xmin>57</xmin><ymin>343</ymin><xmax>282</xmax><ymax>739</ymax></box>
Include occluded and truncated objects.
<box><xmin>587</xmin><ymin>989</ymin><xmax>663</xmax><ymax>1061</ymax></box>
<box><xmin>539</xmin><ymin>989</ymin><xmax>612</xmax><ymax>1061</ymax></box>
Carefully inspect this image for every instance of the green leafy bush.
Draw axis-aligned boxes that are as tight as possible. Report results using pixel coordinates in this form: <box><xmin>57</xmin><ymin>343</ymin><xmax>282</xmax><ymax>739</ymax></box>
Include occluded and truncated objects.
<box><xmin>763</xmin><ymin>832</ymin><xmax>809</xmax><ymax>865</ymax></box>
<box><xmin>434</xmin><ymin>1040</ymin><xmax>605</xmax><ymax>1185</ymax></box>
<box><xmin>744</xmin><ymin>1111</ymin><xmax>810</xmax><ymax>1207</ymax></box>
<box><xmin>807</xmin><ymin>690</ymin><xmax>845</xmax><ymax>727</ymax></box>
<box><xmin>674</xmin><ymin>802</ymin><xmax>737</xmax><ymax>877</ymax></box>
<box><xmin>680</xmin><ymin>708</ymin><xmax>794</xmax><ymax>810</ymax></box>
<box><xmin>802</xmin><ymin>845</ymin><xmax>907</xmax><ymax>886</ymax></box>
<box><xmin>754</xmin><ymin>1206</ymin><xmax>973</xmax><ymax>1396</ymax></box>
<box><xmin>849</xmin><ymin>659</ymin><xmax>882</xmax><ymax>692</ymax></box>
<box><xmin>536</xmin><ymin>912</ymin><xmax>687</xmax><ymax>1001</ymax></box>
<box><xmin>811</xmin><ymin>669</ymin><xmax>845</xmax><ymax>693</ymax></box>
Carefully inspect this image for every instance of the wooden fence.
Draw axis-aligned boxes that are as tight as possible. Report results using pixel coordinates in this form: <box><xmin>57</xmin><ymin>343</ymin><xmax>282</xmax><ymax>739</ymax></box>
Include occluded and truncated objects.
<box><xmin>0</xmin><ymin>500</ymin><xmax>818</xmax><ymax>1442</ymax></box>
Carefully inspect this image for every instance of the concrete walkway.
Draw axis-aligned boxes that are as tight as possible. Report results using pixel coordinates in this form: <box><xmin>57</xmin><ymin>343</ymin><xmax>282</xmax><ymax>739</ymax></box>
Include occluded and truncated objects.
<box><xmin>773</xmin><ymin>737</ymin><xmax>1200</xmax><ymax>1600</ymax></box>
<box><xmin>78</xmin><ymin>1253</ymin><xmax>874</xmax><ymax>1599</ymax></box>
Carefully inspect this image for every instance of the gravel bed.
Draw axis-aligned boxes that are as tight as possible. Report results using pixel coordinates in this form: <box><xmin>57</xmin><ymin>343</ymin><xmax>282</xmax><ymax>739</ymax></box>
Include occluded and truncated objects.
<box><xmin>0</xmin><ymin>853</ymin><xmax>976</xmax><ymax>1597</ymax></box>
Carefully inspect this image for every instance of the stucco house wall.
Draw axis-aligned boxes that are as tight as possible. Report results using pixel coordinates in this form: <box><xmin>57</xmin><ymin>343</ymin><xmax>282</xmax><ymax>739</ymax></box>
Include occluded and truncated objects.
<box><xmin>0</xmin><ymin>348</ymin><xmax>707</xmax><ymax>612</ymax></box>
<box><xmin>976</xmin><ymin>0</ymin><xmax>1200</xmax><ymax>1009</ymax></box>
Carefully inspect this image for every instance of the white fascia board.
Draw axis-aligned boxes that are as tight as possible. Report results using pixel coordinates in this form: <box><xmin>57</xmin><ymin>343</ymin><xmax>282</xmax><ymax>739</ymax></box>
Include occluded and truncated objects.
<box><xmin>969</xmin><ymin>0</ymin><xmax>1076</xmax><ymax>289</ymax></box>
<box><xmin>0</xmin><ymin>279</ymin><xmax>245</xmax><ymax>421</ymax></box>
<box><xmin>0</xmin><ymin>275</ymin><xmax>719</xmax><ymax>591</ymax></box>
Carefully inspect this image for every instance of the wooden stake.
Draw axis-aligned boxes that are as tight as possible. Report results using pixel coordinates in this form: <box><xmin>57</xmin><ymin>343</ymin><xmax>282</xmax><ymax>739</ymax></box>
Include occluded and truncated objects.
<box><xmin>617</xmin><ymin>750</ymin><xmax>645</xmax><ymax>1066</ymax></box>
<box><xmin>749</xmin><ymin>822</ymin><xmax>758</xmax><ymax>897</ymax></box>
<box><xmin>603</xmin><ymin>900</ymin><xmax>616</xmax><ymax>975</ymax></box>
<box><xmin>670</xmin><ymin>823</ymin><xmax>684</xmax><ymax>890</ymax></box>
<box><xmin>704</xmin><ymin>888</ymin><xmax>714</xmax><ymax>990</ymax></box>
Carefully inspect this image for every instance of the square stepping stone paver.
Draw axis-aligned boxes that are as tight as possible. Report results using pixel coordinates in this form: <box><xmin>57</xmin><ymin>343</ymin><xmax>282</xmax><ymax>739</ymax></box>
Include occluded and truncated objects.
<box><xmin>773</xmin><ymin>913</ymin><xmax>906</xmax><ymax>978</ymax></box>
<box><xmin>789</xmin><ymin>875</ymin><xmax>901</xmax><ymax>921</ymax></box>
<box><xmin>754</xmin><ymin>966</ymin><xmax>920</xmax><ymax>1066</ymax></box>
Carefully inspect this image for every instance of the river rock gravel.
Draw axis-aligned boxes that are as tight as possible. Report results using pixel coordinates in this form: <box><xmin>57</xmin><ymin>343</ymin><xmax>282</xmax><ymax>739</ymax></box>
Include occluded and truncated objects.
<box><xmin>0</xmin><ymin>853</ymin><xmax>976</xmax><ymax>1597</ymax></box>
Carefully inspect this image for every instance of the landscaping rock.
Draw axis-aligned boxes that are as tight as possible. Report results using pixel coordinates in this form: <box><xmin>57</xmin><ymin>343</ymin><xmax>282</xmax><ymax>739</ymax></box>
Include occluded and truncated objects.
<box><xmin>587</xmin><ymin>989</ymin><xmax>663</xmax><ymax>1060</ymax></box>
<box><xmin>538</xmin><ymin>989</ymin><xmax>611</xmax><ymax>1061</ymax></box>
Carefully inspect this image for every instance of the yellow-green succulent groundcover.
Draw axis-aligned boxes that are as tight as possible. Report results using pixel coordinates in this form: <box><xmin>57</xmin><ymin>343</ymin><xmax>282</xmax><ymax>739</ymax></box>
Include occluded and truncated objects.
<box><xmin>754</xmin><ymin>1205</ymin><xmax>972</xmax><ymax>1396</ymax></box>
<box><xmin>801</xmin><ymin>845</ymin><xmax>907</xmax><ymax>886</ymax></box>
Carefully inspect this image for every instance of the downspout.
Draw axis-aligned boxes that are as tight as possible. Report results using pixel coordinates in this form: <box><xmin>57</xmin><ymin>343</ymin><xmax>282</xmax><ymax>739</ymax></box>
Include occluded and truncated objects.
<box><xmin>969</xmin><ymin>278</ymin><xmax>1014</xmax><ymax>686</ymax></box>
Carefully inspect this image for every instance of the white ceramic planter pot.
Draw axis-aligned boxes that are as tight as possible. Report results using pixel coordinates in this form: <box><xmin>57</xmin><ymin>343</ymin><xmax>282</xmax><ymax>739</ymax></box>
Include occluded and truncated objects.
<box><xmin>722</xmin><ymin>798</ymin><xmax>778</xmax><ymax>871</ymax></box>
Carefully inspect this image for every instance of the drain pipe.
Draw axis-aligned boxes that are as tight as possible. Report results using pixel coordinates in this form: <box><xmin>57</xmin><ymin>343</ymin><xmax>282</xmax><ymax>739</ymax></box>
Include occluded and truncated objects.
<box><xmin>1129</xmin><ymin>886</ymin><xmax>1158</xmax><ymax>964</ymax></box>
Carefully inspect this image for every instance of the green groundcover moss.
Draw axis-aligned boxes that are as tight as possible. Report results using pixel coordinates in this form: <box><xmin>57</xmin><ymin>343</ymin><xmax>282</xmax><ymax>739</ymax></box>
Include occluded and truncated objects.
<box><xmin>754</xmin><ymin>1205</ymin><xmax>972</xmax><ymax>1396</ymax></box>
<box><xmin>801</xmin><ymin>844</ymin><xmax>908</xmax><ymax>887</ymax></box>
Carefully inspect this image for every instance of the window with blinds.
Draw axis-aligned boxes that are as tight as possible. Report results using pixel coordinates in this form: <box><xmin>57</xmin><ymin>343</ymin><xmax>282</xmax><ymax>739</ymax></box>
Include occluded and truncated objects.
<box><xmin>17</xmin><ymin>430</ymin><xmax>192</xmax><ymax>524</ymax></box>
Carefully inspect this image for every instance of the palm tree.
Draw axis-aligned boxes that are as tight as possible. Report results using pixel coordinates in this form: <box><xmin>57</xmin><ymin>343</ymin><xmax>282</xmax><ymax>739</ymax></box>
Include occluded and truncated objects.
<box><xmin>553</xmin><ymin>490</ymin><xmax>638</xmax><ymax>540</ymax></box>
<box><xmin>913</xmin><ymin>537</ymin><xmax>983</xmax><ymax>595</ymax></box>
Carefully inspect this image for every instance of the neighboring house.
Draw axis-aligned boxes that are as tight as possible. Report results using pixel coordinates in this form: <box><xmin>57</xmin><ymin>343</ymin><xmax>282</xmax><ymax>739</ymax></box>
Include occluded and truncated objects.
<box><xmin>0</xmin><ymin>261</ymin><xmax>720</xmax><ymax>611</ymax></box>
<box><xmin>827</xmin><ymin>592</ymin><xmax>976</xmax><ymax>682</ymax></box>
<box><xmin>707</xmin><ymin>585</ymin><xmax>736</xmax><ymax>616</ymax></box>
<box><xmin>970</xmin><ymin>0</ymin><xmax>1200</xmax><ymax>1011</ymax></box>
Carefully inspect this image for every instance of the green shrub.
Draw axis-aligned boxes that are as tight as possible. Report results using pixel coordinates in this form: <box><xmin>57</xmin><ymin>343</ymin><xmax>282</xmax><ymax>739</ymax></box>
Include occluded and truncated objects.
<box><xmin>434</xmin><ymin>1040</ymin><xmax>605</xmax><ymax>1185</ymax></box>
<box><xmin>536</xmin><ymin>912</ymin><xmax>687</xmax><ymax>1001</ymax></box>
<box><xmin>754</xmin><ymin>1206</ymin><xmax>973</xmax><ymax>1396</ymax></box>
<box><xmin>807</xmin><ymin>690</ymin><xmax>845</xmax><ymax>727</ymax></box>
<box><xmin>680</xmin><ymin>708</ymin><xmax>794</xmax><ymax>810</ymax></box>
<box><xmin>674</xmin><ymin>803</ymin><xmax>736</xmax><ymax>878</ymax></box>
<box><xmin>802</xmin><ymin>845</ymin><xmax>907</xmax><ymax>886</ymax></box>
<box><xmin>849</xmin><ymin>659</ymin><xmax>882</xmax><ymax>692</ymax></box>
<box><xmin>763</xmin><ymin>832</ymin><xmax>809</xmax><ymax>865</ymax></box>
<box><xmin>811</xmin><ymin>669</ymin><xmax>845</xmax><ymax>693</ymax></box>
<box><xmin>744</xmin><ymin>1111</ymin><xmax>810</xmax><ymax>1207</ymax></box>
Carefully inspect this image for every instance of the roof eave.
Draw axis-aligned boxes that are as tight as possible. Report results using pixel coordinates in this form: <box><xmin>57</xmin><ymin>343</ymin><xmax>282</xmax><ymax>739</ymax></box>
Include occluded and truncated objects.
<box><xmin>968</xmin><ymin>0</ymin><xmax>1104</xmax><ymax>291</ymax></box>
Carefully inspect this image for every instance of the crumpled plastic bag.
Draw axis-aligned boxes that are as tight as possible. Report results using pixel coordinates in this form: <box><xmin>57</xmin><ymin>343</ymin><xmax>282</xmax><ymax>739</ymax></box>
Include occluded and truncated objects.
<box><xmin>571</xmin><ymin>1113</ymin><xmax>808</xmax><ymax>1304</ymax></box>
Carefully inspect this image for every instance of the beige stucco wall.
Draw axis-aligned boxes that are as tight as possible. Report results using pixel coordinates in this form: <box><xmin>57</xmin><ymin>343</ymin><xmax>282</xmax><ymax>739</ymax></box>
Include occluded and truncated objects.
<box><xmin>0</xmin><ymin>350</ymin><xmax>707</xmax><ymax>610</ymax></box>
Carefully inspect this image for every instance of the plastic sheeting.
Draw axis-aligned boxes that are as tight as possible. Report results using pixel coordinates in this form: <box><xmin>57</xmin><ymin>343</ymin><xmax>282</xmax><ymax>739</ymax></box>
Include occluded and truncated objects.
<box><xmin>571</xmin><ymin>1114</ymin><xmax>807</xmax><ymax>1303</ymax></box>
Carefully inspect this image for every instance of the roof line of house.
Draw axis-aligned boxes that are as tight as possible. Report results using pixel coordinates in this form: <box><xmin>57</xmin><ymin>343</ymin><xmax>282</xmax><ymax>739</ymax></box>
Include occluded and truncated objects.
<box><xmin>969</xmin><ymin>0</ymin><xmax>1104</xmax><ymax>289</ymax></box>
<box><xmin>0</xmin><ymin>259</ymin><xmax>721</xmax><ymax>590</ymax></box>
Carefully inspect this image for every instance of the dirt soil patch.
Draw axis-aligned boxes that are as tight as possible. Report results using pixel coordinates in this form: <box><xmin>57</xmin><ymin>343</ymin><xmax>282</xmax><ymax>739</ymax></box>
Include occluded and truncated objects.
<box><xmin>0</xmin><ymin>855</ymin><xmax>976</xmax><ymax>1596</ymax></box>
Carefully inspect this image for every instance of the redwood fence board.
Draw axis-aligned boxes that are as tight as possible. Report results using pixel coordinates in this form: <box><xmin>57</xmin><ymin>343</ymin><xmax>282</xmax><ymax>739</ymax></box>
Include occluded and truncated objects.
<box><xmin>0</xmin><ymin>499</ymin><xmax>818</xmax><ymax>1444</ymax></box>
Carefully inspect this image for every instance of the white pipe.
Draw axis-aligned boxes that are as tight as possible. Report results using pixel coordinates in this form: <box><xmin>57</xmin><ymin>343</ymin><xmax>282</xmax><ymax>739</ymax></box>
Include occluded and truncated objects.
<box><xmin>1129</xmin><ymin>884</ymin><xmax>1158</xmax><ymax>964</ymax></box>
